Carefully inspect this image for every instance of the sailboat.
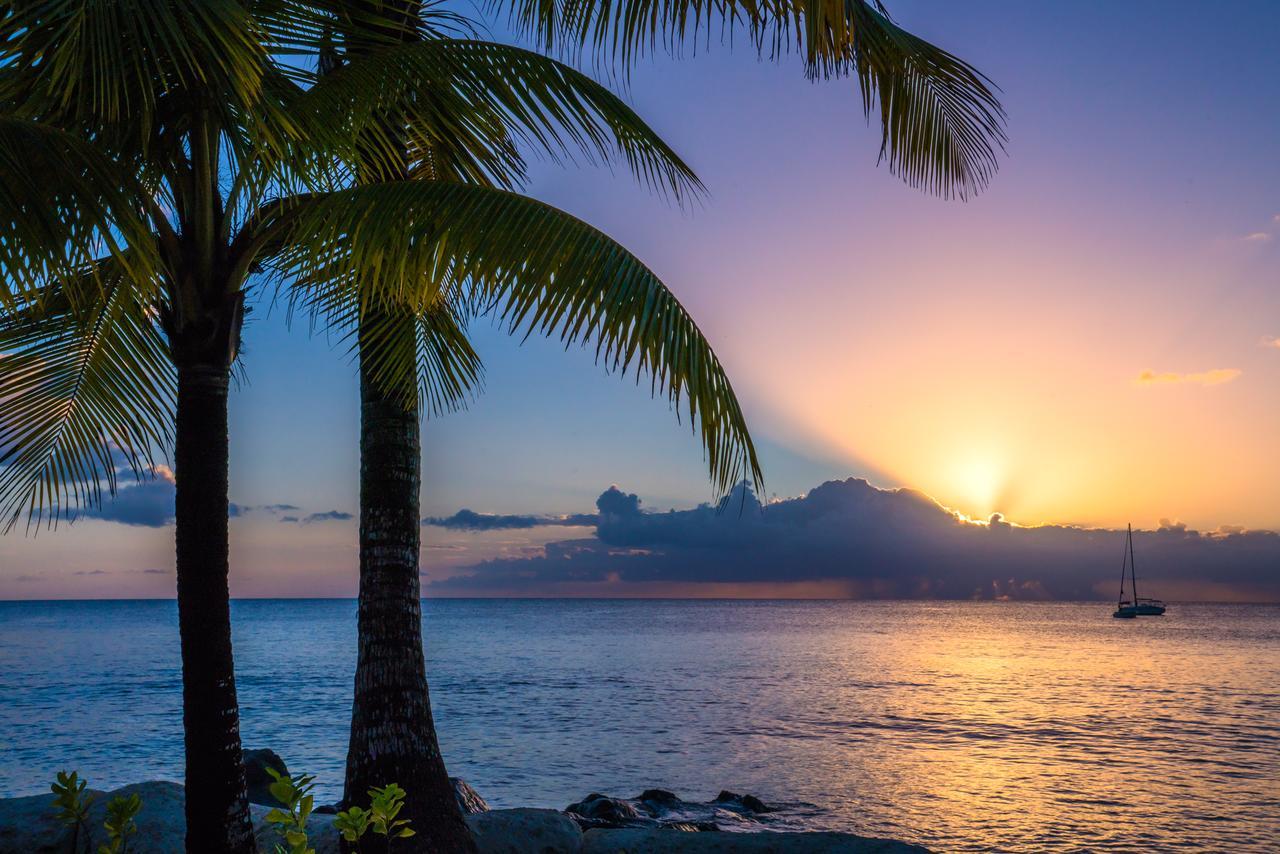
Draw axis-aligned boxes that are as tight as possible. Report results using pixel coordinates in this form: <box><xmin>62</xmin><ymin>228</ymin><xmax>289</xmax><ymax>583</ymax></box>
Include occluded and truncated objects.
<box><xmin>1113</xmin><ymin>523</ymin><xmax>1167</xmax><ymax>618</ymax></box>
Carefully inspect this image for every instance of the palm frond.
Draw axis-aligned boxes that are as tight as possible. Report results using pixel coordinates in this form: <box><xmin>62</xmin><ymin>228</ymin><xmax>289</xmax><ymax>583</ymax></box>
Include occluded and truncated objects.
<box><xmin>497</xmin><ymin>0</ymin><xmax>1005</xmax><ymax>198</ymax></box>
<box><xmin>0</xmin><ymin>117</ymin><xmax>160</xmax><ymax>309</ymax></box>
<box><xmin>271</xmin><ymin>181</ymin><xmax>760</xmax><ymax>495</ymax></box>
<box><xmin>0</xmin><ymin>0</ymin><xmax>270</xmax><ymax>130</ymax></box>
<box><xmin>0</xmin><ymin>259</ymin><xmax>174</xmax><ymax>530</ymax></box>
<box><xmin>843</xmin><ymin>3</ymin><xmax>1005</xmax><ymax>200</ymax></box>
<box><xmin>291</xmin><ymin>267</ymin><xmax>484</xmax><ymax>417</ymax></box>
<box><xmin>301</xmin><ymin>38</ymin><xmax>703</xmax><ymax>199</ymax></box>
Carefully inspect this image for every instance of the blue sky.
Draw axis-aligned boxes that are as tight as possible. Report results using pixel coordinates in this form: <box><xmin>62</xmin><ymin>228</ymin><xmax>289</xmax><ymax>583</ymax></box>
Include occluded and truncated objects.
<box><xmin>3</xmin><ymin>1</ymin><xmax>1280</xmax><ymax>598</ymax></box>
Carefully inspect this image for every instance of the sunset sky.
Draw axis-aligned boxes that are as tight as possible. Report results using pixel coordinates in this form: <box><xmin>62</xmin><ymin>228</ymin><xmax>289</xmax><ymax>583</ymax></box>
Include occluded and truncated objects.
<box><xmin>3</xmin><ymin>1</ymin><xmax>1279</xmax><ymax>598</ymax></box>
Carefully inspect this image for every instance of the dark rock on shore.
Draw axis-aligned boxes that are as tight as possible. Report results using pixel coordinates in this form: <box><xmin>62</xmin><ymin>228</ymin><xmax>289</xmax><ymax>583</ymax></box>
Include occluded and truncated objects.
<box><xmin>454</xmin><ymin>776</ymin><xmax>491</xmax><ymax>814</ymax></box>
<box><xmin>564</xmin><ymin>789</ymin><xmax>780</xmax><ymax>833</ymax></box>
<box><xmin>565</xmin><ymin>793</ymin><xmax>647</xmax><ymax>827</ymax></box>
<box><xmin>713</xmin><ymin>791</ymin><xmax>770</xmax><ymax>814</ymax></box>
<box><xmin>243</xmin><ymin>748</ymin><xmax>289</xmax><ymax>806</ymax></box>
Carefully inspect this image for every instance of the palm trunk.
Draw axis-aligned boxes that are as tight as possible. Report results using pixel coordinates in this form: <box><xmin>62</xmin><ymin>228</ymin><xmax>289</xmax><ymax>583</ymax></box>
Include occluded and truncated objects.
<box><xmin>174</xmin><ymin>361</ymin><xmax>255</xmax><ymax>854</ymax></box>
<box><xmin>344</xmin><ymin>313</ymin><xmax>474</xmax><ymax>853</ymax></box>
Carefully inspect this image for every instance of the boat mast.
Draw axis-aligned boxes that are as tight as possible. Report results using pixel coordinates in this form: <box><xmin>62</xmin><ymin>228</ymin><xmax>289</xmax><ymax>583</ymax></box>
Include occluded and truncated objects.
<box><xmin>1118</xmin><ymin>527</ymin><xmax>1129</xmax><ymax>606</ymax></box>
<box><xmin>1128</xmin><ymin>523</ymin><xmax>1139</xmax><ymax>604</ymax></box>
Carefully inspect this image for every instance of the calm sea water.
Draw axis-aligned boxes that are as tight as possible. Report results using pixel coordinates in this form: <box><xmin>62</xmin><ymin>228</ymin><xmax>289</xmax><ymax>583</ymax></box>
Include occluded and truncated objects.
<box><xmin>1</xmin><ymin>600</ymin><xmax>1277</xmax><ymax>851</ymax></box>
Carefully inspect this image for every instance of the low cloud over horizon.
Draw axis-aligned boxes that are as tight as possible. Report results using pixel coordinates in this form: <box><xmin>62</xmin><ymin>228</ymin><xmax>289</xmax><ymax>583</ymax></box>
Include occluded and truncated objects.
<box><xmin>425</xmin><ymin>480</ymin><xmax>1280</xmax><ymax>602</ymax></box>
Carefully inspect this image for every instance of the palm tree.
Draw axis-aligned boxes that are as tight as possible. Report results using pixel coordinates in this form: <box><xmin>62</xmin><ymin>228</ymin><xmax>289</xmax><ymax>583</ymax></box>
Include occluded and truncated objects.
<box><xmin>314</xmin><ymin>1</ymin><xmax>1005</xmax><ymax>851</ymax></box>
<box><xmin>1</xmin><ymin>2</ymin><xmax>758</xmax><ymax>851</ymax></box>
<box><xmin>1</xmin><ymin>2</ymin><xmax>1003</xmax><ymax>851</ymax></box>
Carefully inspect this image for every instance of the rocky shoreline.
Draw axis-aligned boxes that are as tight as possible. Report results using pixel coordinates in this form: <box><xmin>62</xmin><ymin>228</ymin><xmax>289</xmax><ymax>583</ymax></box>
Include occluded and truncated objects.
<box><xmin>0</xmin><ymin>752</ymin><xmax>928</xmax><ymax>853</ymax></box>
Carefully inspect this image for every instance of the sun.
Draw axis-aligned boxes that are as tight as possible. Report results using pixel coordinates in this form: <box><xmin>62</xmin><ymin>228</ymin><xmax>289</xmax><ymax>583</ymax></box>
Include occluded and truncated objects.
<box><xmin>945</xmin><ymin>454</ymin><xmax>1006</xmax><ymax>519</ymax></box>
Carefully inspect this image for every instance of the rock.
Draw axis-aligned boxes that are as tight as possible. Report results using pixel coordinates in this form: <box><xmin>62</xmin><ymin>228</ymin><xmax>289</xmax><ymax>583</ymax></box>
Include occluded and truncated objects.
<box><xmin>467</xmin><ymin>808</ymin><xmax>583</xmax><ymax>854</ymax></box>
<box><xmin>565</xmin><ymin>793</ymin><xmax>646</xmax><ymax>825</ymax></box>
<box><xmin>582</xmin><ymin>829</ymin><xmax>931</xmax><ymax>853</ymax></box>
<box><xmin>0</xmin><ymin>781</ymin><xmax>189</xmax><ymax>854</ymax></box>
<box><xmin>0</xmin><ymin>788</ymin><xmax>91</xmax><ymax>853</ymax></box>
<box><xmin>243</xmin><ymin>748</ymin><xmax>290</xmax><ymax>807</ymax></box>
<box><xmin>712</xmin><ymin>791</ymin><xmax>770</xmax><ymax>814</ymax></box>
<box><xmin>454</xmin><ymin>777</ymin><xmax>491</xmax><ymax>814</ymax></box>
<box><xmin>639</xmin><ymin>789</ymin><xmax>682</xmax><ymax>807</ymax></box>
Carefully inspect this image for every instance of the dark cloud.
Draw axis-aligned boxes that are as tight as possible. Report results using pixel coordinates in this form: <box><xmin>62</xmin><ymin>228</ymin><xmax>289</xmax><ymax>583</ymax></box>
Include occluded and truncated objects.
<box><xmin>300</xmin><ymin>510</ymin><xmax>353</xmax><ymax>524</ymax></box>
<box><xmin>72</xmin><ymin>569</ymin><xmax>109</xmax><ymax>576</ymax></box>
<box><xmin>423</xmin><ymin>486</ymin><xmax>638</xmax><ymax>531</ymax></box>
<box><xmin>423</xmin><ymin>508</ymin><xmax>597</xmax><ymax>530</ymax></box>
<box><xmin>82</xmin><ymin>470</ymin><xmax>176</xmax><ymax>528</ymax></box>
<box><xmin>140</xmin><ymin>568</ymin><xmax>169</xmax><ymax>575</ymax></box>
<box><xmin>280</xmin><ymin>515</ymin><xmax>299</xmax><ymax>523</ymax></box>
<box><xmin>429</xmin><ymin>478</ymin><xmax>1280</xmax><ymax>601</ymax></box>
<box><xmin>595</xmin><ymin>485</ymin><xmax>641</xmax><ymax>518</ymax></box>
<box><xmin>230</xmin><ymin>503</ymin><xmax>300</xmax><ymax>518</ymax></box>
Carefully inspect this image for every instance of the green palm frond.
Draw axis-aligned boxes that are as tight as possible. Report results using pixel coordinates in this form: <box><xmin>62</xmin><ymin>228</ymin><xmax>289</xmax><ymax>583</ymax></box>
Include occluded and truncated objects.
<box><xmin>843</xmin><ymin>3</ymin><xmax>1005</xmax><ymax>200</ymax></box>
<box><xmin>0</xmin><ymin>260</ymin><xmax>174</xmax><ymax>530</ymax></box>
<box><xmin>301</xmin><ymin>38</ymin><xmax>703</xmax><ymax>199</ymax></box>
<box><xmin>271</xmin><ymin>180</ymin><xmax>760</xmax><ymax>495</ymax></box>
<box><xmin>0</xmin><ymin>0</ymin><xmax>269</xmax><ymax>130</ymax></box>
<box><xmin>291</xmin><ymin>267</ymin><xmax>484</xmax><ymax>417</ymax></box>
<box><xmin>498</xmin><ymin>0</ymin><xmax>1005</xmax><ymax>198</ymax></box>
<box><xmin>0</xmin><ymin>118</ymin><xmax>160</xmax><ymax>309</ymax></box>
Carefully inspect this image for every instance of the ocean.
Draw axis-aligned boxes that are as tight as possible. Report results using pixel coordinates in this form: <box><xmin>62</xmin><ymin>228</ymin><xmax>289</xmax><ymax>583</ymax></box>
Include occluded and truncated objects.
<box><xmin>1</xmin><ymin>599</ymin><xmax>1277</xmax><ymax>852</ymax></box>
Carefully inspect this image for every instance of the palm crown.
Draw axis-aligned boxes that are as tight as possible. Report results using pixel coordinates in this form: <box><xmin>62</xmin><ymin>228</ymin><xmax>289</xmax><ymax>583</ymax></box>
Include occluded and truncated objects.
<box><xmin>0</xmin><ymin>0</ymin><xmax>825</xmax><ymax>527</ymax></box>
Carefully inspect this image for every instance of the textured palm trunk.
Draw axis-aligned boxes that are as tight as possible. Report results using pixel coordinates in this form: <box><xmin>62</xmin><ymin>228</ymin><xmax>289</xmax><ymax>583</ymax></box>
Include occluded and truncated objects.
<box><xmin>173</xmin><ymin>360</ymin><xmax>255</xmax><ymax>853</ymax></box>
<box><xmin>343</xmin><ymin>314</ymin><xmax>475</xmax><ymax>853</ymax></box>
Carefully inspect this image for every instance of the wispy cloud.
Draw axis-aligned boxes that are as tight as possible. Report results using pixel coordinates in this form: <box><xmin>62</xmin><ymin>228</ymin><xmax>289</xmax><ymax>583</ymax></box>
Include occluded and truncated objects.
<box><xmin>1135</xmin><ymin>368</ymin><xmax>1241</xmax><ymax>387</ymax></box>
<box><xmin>308</xmin><ymin>511</ymin><xmax>352</xmax><ymax>523</ymax></box>
<box><xmin>1262</xmin><ymin>337</ymin><xmax>1280</xmax><ymax>350</ymax></box>
<box><xmin>1243</xmin><ymin>231</ymin><xmax>1272</xmax><ymax>243</ymax></box>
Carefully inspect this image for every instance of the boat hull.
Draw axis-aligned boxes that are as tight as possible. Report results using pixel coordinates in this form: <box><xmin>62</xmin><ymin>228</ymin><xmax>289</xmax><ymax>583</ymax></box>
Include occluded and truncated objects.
<box><xmin>1113</xmin><ymin>608</ymin><xmax>1137</xmax><ymax>618</ymax></box>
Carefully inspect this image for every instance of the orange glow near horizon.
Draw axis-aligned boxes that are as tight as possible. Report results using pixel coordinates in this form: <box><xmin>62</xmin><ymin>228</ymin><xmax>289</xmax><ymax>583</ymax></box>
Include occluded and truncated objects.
<box><xmin>712</xmin><ymin>206</ymin><xmax>1280</xmax><ymax>532</ymax></box>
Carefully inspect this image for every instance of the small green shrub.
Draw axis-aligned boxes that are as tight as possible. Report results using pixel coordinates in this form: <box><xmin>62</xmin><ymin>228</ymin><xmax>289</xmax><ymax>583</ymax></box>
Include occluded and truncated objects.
<box><xmin>97</xmin><ymin>793</ymin><xmax>142</xmax><ymax>854</ymax></box>
<box><xmin>334</xmin><ymin>783</ymin><xmax>415</xmax><ymax>853</ymax></box>
<box><xmin>50</xmin><ymin>771</ymin><xmax>95</xmax><ymax>853</ymax></box>
<box><xmin>50</xmin><ymin>773</ymin><xmax>144</xmax><ymax>854</ymax></box>
<box><xmin>263</xmin><ymin>767</ymin><xmax>317</xmax><ymax>854</ymax></box>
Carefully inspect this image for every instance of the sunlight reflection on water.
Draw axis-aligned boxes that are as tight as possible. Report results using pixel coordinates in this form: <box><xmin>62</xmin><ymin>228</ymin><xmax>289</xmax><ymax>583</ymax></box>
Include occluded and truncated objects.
<box><xmin>1</xmin><ymin>599</ymin><xmax>1277</xmax><ymax>851</ymax></box>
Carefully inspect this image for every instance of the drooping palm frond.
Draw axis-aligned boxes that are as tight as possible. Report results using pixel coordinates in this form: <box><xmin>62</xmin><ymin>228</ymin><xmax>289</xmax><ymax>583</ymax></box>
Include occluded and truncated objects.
<box><xmin>290</xmin><ymin>262</ymin><xmax>484</xmax><ymax>416</ymax></box>
<box><xmin>271</xmin><ymin>180</ymin><xmax>761</xmax><ymax>495</ymax></box>
<box><xmin>0</xmin><ymin>117</ymin><xmax>160</xmax><ymax>309</ymax></box>
<box><xmin>0</xmin><ymin>260</ymin><xmax>174</xmax><ymax>530</ymax></box>
<box><xmin>843</xmin><ymin>3</ymin><xmax>1004</xmax><ymax>200</ymax></box>
<box><xmin>497</xmin><ymin>0</ymin><xmax>1006</xmax><ymax>198</ymax></box>
<box><xmin>301</xmin><ymin>38</ymin><xmax>704</xmax><ymax>199</ymax></box>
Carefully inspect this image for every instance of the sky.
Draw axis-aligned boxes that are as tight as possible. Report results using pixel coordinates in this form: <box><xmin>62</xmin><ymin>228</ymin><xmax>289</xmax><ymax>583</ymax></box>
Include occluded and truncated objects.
<box><xmin>3</xmin><ymin>1</ymin><xmax>1280</xmax><ymax>599</ymax></box>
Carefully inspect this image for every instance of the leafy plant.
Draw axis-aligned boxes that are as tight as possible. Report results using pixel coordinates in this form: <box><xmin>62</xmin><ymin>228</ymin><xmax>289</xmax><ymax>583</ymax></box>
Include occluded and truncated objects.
<box><xmin>264</xmin><ymin>768</ymin><xmax>316</xmax><ymax>854</ymax></box>
<box><xmin>50</xmin><ymin>770</ymin><xmax>94</xmax><ymax>854</ymax></box>
<box><xmin>97</xmin><ymin>793</ymin><xmax>141</xmax><ymax>854</ymax></box>
<box><xmin>333</xmin><ymin>805</ymin><xmax>370</xmax><ymax>847</ymax></box>
<box><xmin>334</xmin><ymin>783</ymin><xmax>415</xmax><ymax>853</ymax></box>
<box><xmin>369</xmin><ymin>784</ymin><xmax>415</xmax><ymax>846</ymax></box>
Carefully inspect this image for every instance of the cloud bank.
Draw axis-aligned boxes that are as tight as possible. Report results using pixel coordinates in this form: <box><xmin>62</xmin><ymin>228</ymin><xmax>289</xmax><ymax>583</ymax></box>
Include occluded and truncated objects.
<box><xmin>424</xmin><ymin>508</ymin><xmax>598</xmax><ymax>530</ymax></box>
<box><xmin>428</xmin><ymin>479</ymin><xmax>1280</xmax><ymax>601</ymax></box>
